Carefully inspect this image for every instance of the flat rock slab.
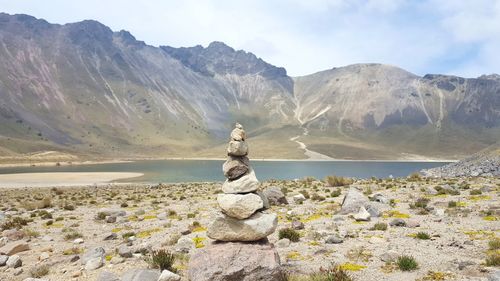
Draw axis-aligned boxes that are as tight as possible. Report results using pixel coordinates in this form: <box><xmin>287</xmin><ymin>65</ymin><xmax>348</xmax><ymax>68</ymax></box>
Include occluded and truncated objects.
<box><xmin>217</xmin><ymin>193</ymin><xmax>263</xmax><ymax>219</ymax></box>
<box><xmin>188</xmin><ymin>241</ymin><xmax>282</xmax><ymax>281</ymax></box>
<box><xmin>121</xmin><ymin>269</ymin><xmax>160</xmax><ymax>281</ymax></box>
<box><xmin>0</xmin><ymin>241</ymin><xmax>29</xmax><ymax>256</ymax></box>
<box><xmin>207</xmin><ymin>212</ymin><xmax>277</xmax><ymax>242</ymax></box>
<box><xmin>222</xmin><ymin>169</ymin><xmax>260</xmax><ymax>194</ymax></box>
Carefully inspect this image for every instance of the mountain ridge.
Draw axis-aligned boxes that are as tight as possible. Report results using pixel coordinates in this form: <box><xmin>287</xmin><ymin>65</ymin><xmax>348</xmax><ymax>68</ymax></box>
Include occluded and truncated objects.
<box><xmin>0</xmin><ymin>13</ymin><xmax>498</xmax><ymax>161</ymax></box>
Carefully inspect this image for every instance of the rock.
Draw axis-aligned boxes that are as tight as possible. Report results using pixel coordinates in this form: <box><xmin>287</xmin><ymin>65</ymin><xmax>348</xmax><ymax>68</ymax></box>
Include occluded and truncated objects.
<box><xmin>207</xmin><ymin>212</ymin><xmax>277</xmax><ymax>242</ymax></box>
<box><xmin>217</xmin><ymin>193</ymin><xmax>263</xmax><ymax>219</ymax></box>
<box><xmin>293</xmin><ymin>194</ymin><xmax>306</xmax><ymax>204</ymax></box>
<box><xmin>6</xmin><ymin>254</ymin><xmax>22</xmax><ymax>268</ymax></box>
<box><xmin>2</xmin><ymin>229</ymin><xmax>25</xmax><ymax>241</ymax></box>
<box><xmin>227</xmin><ymin>140</ymin><xmax>248</xmax><ymax>156</ymax></box>
<box><xmin>73</xmin><ymin>238</ymin><xmax>84</xmax><ymax>244</ymax></box>
<box><xmin>222</xmin><ymin>169</ymin><xmax>260</xmax><ymax>194</ymax></box>
<box><xmin>103</xmin><ymin>233</ymin><xmax>118</xmax><ymax>240</ymax></box>
<box><xmin>275</xmin><ymin>238</ymin><xmax>290</xmax><ymax>248</ymax></box>
<box><xmin>340</xmin><ymin>187</ymin><xmax>368</xmax><ymax>214</ymax></box>
<box><xmin>41</xmin><ymin>235</ymin><xmax>54</xmax><ymax>242</ymax></box>
<box><xmin>97</xmin><ymin>271</ymin><xmax>120</xmax><ymax>281</ymax></box>
<box><xmin>188</xmin><ymin>241</ymin><xmax>282</xmax><ymax>281</ymax></box>
<box><xmin>118</xmin><ymin>245</ymin><xmax>133</xmax><ymax>258</ymax></box>
<box><xmin>0</xmin><ymin>212</ymin><xmax>5</xmax><ymax>221</ymax></box>
<box><xmin>0</xmin><ymin>237</ymin><xmax>8</xmax><ymax>247</ymax></box>
<box><xmin>106</xmin><ymin>216</ymin><xmax>117</xmax><ymax>223</ymax></box>
<box><xmin>432</xmin><ymin>208</ymin><xmax>445</xmax><ymax>216</ymax></box>
<box><xmin>256</xmin><ymin>190</ymin><xmax>270</xmax><ymax>209</ymax></box>
<box><xmin>406</xmin><ymin>219</ymin><xmax>420</xmax><ymax>228</ymax></box>
<box><xmin>291</xmin><ymin>220</ymin><xmax>304</xmax><ymax>230</ymax></box>
<box><xmin>175</xmin><ymin>237</ymin><xmax>194</xmax><ymax>253</ymax></box>
<box><xmin>0</xmin><ymin>241</ymin><xmax>29</xmax><ymax>255</ymax></box>
<box><xmin>0</xmin><ymin>254</ymin><xmax>8</xmax><ymax>266</ymax></box>
<box><xmin>39</xmin><ymin>252</ymin><xmax>50</xmax><ymax>261</ymax></box>
<box><xmin>222</xmin><ymin>156</ymin><xmax>249</xmax><ymax>180</ymax></box>
<box><xmin>365</xmin><ymin>203</ymin><xmax>383</xmax><ymax>217</ymax></box>
<box><xmin>110</xmin><ymin>256</ymin><xmax>125</xmax><ymax>264</ymax></box>
<box><xmin>230</xmin><ymin>125</ymin><xmax>246</xmax><ymax>141</ymax></box>
<box><xmin>85</xmin><ymin>257</ymin><xmax>103</xmax><ymax>270</ymax></box>
<box><xmin>158</xmin><ymin>270</ymin><xmax>181</xmax><ymax>281</ymax></box>
<box><xmin>81</xmin><ymin>247</ymin><xmax>105</xmax><ymax>265</ymax></box>
<box><xmin>369</xmin><ymin>193</ymin><xmax>389</xmax><ymax>204</ymax></box>
<box><xmin>380</xmin><ymin>250</ymin><xmax>399</xmax><ymax>262</ymax></box>
<box><xmin>353</xmin><ymin>206</ymin><xmax>371</xmax><ymax>221</ymax></box>
<box><xmin>98</xmin><ymin>208</ymin><xmax>126</xmax><ymax>217</ymax></box>
<box><xmin>389</xmin><ymin>218</ymin><xmax>406</xmax><ymax>227</ymax></box>
<box><xmin>325</xmin><ymin>235</ymin><xmax>343</xmax><ymax>244</ymax></box>
<box><xmin>122</xmin><ymin>269</ymin><xmax>161</xmax><ymax>281</ymax></box>
<box><xmin>263</xmin><ymin>187</ymin><xmax>288</xmax><ymax>205</ymax></box>
<box><xmin>157</xmin><ymin>212</ymin><xmax>168</xmax><ymax>220</ymax></box>
<box><xmin>488</xmin><ymin>270</ymin><xmax>500</xmax><ymax>281</ymax></box>
<box><xmin>424</xmin><ymin>186</ymin><xmax>438</xmax><ymax>195</ymax></box>
<box><xmin>71</xmin><ymin>271</ymin><xmax>82</xmax><ymax>277</ymax></box>
<box><xmin>69</xmin><ymin>255</ymin><xmax>80</xmax><ymax>263</ymax></box>
<box><xmin>14</xmin><ymin>267</ymin><xmax>23</xmax><ymax>275</ymax></box>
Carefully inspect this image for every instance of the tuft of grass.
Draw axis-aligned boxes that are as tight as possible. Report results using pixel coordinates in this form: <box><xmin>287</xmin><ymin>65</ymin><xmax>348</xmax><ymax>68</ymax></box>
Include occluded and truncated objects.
<box><xmin>485</xmin><ymin>251</ymin><xmax>500</xmax><ymax>266</ymax></box>
<box><xmin>370</xmin><ymin>222</ymin><xmax>388</xmax><ymax>231</ymax></box>
<box><xmin>149</xmin><ymin>249</ymin><xmax>176</xmax><ymax>272</ymax></box>
<box><xmin>397</xmin><ymin>255</ymin><xmax>418</xmax><ymax>271</ymax></box>
<box><xmin>488</xmin><ymin>238</ymin><xmax>500</xmax><ymax>250</ymax></box>
<box><xmin>469</xmin><ymin>189</ymin><xmax>482</xmax><ymax>195</ymax></box>
<box><xmin>325</xmin><ymin>175</ymin><xmax>353</xmax><ymax>187</ymax></box>
<box><xmin>415</xmin><ymin>232</ymin><xmax>431</xmax><ymax>240</ymax></box>
<box><xmin>279</xmin><ymin>228</ymin><xmax>300</xmax><ymax>242</ymax></box>
<box><xmin>1</xmin><ymin>216</ymin><xmax>29</xmax><ymax>230</ymax></box>
<box><xmin>410</xmin><ymin>198</ymin><xmax>430</xmax><ymax>209</ymax></box>
<box><xmin>282</xmin><ymin>264</ymin><xmax>353</xmax><ymax>281</ymax></box>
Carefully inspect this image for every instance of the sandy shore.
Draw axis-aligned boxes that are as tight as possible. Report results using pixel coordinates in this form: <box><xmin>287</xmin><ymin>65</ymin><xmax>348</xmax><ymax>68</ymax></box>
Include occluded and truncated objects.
<box><xmin>0</xmin><ymin>172</ymin><xmax>144</xmax><ymax>188</ymax></box>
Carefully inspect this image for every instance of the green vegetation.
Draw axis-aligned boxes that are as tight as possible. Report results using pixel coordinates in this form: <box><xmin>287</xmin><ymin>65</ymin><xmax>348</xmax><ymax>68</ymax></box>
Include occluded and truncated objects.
<box><xmin>149</xmin><ymin>249</ymin><xmax>176</xmax><ymax>272</ymax></box>
<box><xmin>485</xmin><ymin>251</ymin><xmax>500</xmax><ymax>266</ymax></box>
<box><xmin>397</xmin><ymin>255</ymin><xmax>418</xmax><ymax>271</ymax></box>
<box><xmin>1</xmin><ymin>216</ymin><xmax>29</xmax><ymax>230</ymax></box>
<box><xmin>415</xmin><ymin>232</ymin><xmax>431</xmax><ymax>240</ymax></box>
<box><xmin>488</xmin><ymin>238</ymin><xmax>500</xmax><ymax>250</ymax></box>
<box><xmin>370</xmin><ymin>222</ymin><xmax>388</xmax><ymax>231</ymax></box>
<box><xmin>282</xmin><ymin>264</ymin><xmax>353</xmax><ymax>281</ymax></box>
<box><xmin>469</xmin><ymin>189</ymin><xmax>482</xmax><ymax>195</ymax></box>
<box><xmin>279</xmin><ymin>228</ymin><xmax>300</xmax><ymax>242</ymax></box>
<box><xmin>325</xmin><ymin>175</ymin><xmax>353</xmax><ymax>187</ymax></box>
<box><xmin>410</xmin><ymin>198</ymin><xmax>430</xmax><ymax>209</ymax></box>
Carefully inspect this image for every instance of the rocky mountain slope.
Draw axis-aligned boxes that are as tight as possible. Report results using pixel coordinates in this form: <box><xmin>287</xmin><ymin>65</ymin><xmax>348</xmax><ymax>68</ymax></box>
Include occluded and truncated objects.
<box><xmin>421</xmin><ymin>143</ymin><xmax>500</xmax><ymax>177</ymax></box>
<box><xmin>0</xmin><ymin>13</ymin><xmax>499</xmax><ymax>160</ymax></box>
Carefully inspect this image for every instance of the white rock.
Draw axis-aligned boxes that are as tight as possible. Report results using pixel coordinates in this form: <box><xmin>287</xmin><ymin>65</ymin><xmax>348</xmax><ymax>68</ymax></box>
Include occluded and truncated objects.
<box><xmin>73</xmin><ymin>238</ymin><xmax>84</xmax><ymax>244</ymax></box>
<box><xmin>6</xmin><ymin>255</ymin><xmax>22</xmax><ymax>268</ymax></box>
<box><xmin>293</xmin><ymin>194</ymin><xmax>306</xmax><ymax>203</ymax></box>
<box><xmin>353</xmin><ymin>206</ymin><xmax>371</xmax><ymax>221</ymax></box>
<box><xmin>217</xmin><ymin>193</ymin><xmax>263</xmax><ymax>219</ymax></box>
<box><xmin>222</xmin><ymin>169</ymin><xmax>260</xmax><ymax>194</ymax></box>
<box><xmin>158</xmin><ymin>270</ymin><xmax>181</xmax><ymax>281</ymax></box>
<box><xmin>207</xmin><ymin>212</ymin><xmax>277</xmax><ymax>242</ymax></box>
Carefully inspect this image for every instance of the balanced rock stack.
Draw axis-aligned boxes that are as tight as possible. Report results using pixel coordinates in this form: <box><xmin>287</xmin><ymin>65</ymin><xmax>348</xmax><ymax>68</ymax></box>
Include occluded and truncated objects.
<box><xmin>188</xmin><ymin>123</ymin><xmax>282</xmax><ymax>281</ymax></box>
<box><xmin>207</xmin><ymin>123</ymin><xmax>277</xmax><ymax>241</ymax></box>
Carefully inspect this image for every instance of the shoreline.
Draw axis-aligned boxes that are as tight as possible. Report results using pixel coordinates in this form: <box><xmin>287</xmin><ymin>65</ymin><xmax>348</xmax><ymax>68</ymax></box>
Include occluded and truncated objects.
<box><xmin>0</xmin><ymin>172</ymin><xmax>144</xmax><ymax>188</ymax></box>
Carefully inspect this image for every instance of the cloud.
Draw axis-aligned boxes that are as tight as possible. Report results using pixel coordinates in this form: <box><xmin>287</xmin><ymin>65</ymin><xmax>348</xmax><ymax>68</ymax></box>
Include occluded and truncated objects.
<box><xmin>0</xmin><ymin>0</ymin><xmax>498</xmax><ymax>77</ymax></box>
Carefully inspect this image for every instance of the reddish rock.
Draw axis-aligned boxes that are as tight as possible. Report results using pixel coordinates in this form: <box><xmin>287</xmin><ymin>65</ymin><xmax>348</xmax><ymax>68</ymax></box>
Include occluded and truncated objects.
<box><xmin>0</xmin><ymin>241</ymin><xmax>29</xmax><ymax>256</ymax></box>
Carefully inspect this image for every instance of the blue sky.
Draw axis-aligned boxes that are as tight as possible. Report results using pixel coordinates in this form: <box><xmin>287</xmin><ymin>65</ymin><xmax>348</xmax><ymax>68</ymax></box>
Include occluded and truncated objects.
<box><xmin>1</xmin><ymin>0</ymin><xmax>499</xmax><ymax>77</ymax></box>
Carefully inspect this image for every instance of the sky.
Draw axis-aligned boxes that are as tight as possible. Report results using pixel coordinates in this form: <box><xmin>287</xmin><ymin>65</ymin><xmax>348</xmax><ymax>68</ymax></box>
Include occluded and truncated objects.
<box><xmin>1</xmin><ymin>0</ymin><xmax>499</xmax><ymax>77</ymax></box>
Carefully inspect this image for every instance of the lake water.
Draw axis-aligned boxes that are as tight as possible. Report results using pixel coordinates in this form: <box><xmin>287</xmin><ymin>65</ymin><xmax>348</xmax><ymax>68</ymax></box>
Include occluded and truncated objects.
<box><xmin>0</xmin><ymin>160</ymin><xmax>449</xmax><ymax>183</ymax></box>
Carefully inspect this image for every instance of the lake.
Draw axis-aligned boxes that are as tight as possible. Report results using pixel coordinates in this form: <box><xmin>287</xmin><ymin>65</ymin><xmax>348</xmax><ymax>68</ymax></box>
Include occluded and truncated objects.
<box><xmin>0</xmin><ymin>160</ymin><xmax>449</xmax><ymax>183</ymax></box>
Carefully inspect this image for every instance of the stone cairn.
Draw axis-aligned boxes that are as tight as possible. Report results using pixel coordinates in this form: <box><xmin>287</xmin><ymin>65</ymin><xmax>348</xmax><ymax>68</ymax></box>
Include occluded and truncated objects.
<box><xmin>207</xmin><ymin>123</ymin><xmax>277</xmax><ymax>241</ymax></box>
<box><xmin>188</xmin><ymin>123</ymin><xmax>282</xmax><ymax>281</ymax></box>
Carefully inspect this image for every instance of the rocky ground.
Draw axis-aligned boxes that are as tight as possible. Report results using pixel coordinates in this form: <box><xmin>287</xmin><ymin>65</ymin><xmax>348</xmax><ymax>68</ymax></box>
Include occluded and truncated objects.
<box><xmin>0</xmin><ymin>175</ymin><xmax>499</xmax><ymax>281</ymax></box>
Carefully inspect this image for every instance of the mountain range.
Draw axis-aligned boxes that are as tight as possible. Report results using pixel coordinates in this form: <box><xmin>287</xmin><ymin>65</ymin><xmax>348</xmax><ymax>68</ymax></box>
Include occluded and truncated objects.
<box><xmin>0</xmin><ymin>13</ymin><xmax>499</xmax><ymax>161</ymax></box>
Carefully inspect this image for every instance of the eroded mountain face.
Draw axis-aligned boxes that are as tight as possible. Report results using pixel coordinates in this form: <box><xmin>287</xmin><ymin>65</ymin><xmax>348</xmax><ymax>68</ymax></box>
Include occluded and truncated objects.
<box><xmin>0</xmin><ymin>13</ymin><xmax>498</xmax><ymax>159</ymax></box>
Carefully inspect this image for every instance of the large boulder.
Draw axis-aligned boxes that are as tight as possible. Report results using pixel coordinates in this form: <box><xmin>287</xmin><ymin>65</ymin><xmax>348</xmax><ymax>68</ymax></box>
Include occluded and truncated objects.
<box><xmin>222</xmin><ymin>156</ymin><xmax>249</xmax><ymax>180</ymax></box>
<box><xmin>188</xmin><ymin>241</ymin><xmax>282</xmax><ymax>281</ymax></box>
<box><xmin>207</xmin><ymin>212</ymin><xmax>277</xmax><ymax>242</ymax></box>
<box><xmin>121</xmin><ymin>269</ymin><xmax>160</xmax><ymax>281</ymax></box>
<box><xmin>97</xmin><ymin>271</ymin><xmax>120</xmax><ymax>281</ymax></box>
<box><xmin>0</xmin><ymin>241</ymin><xmax>29</xmax><ymax>255</ymax></box>
<box><xmin>81</xmin><ymin>247</ymin><xmax>105</xmax><ymax>270</ymax></box>
<box><xmin>227</xmin><ymin>140</ymin><xmax>248</xmax><ymax>156</ymax></box>
<box><xmin>222</xmin><ymin>169</ymin><xmax>260</xmax><ymax>194</ymax></box>
<box><xmin>217</xmin><ymin>193</ymin><xmax>263</xmax><ymax>219</ymax></box>
<box><xmin>263</xmin><ymin>187</ymin><xmax>288</xmax><ymax>205</ymax></box>
<box><xmin>340</xmin><ymin>187</ymin><xmax>369</xmax><ymax>214</ymax></box>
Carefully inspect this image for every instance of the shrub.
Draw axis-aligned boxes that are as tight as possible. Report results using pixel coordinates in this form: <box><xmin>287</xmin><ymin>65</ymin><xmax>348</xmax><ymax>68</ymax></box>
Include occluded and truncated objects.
<box><xmin>63</xmin><ymin>204</ymin><xmax>75</xmax><ymax>211</ymax></box>
<box><xmin>469</xmin><ymin>189</ymin><xmax>482</xmax><ymax>195</ymax></box>
<box><xmin>370</xmin><ymin>222</ymin><xmax>388</xmax><ymax>231</ymax></box>
<box><xmin>300</xmin><ymin>190</ymin><xmax>310</xmax><ymax>199</ymax></box>
<box><xmin>311</xmin><ymin>193</ymin><xmax>326</xmax><ymax>201</ymax></box>
<box><xmin>410</xmin><ymin>198</ymin><xmax>429</xmax><ymax>209</ymax></box>
<box><xmin>122</xmin><ymin>232</ymin><xmax>135</xmax><ymax>239</ymax></box>
<box><xmin>397</xmin><ymin>255</ymin><xmax>418</xmax><ymax>271</ymax></box>
<box><xmin>488</xmin><ymin>238</ymin><xmax>500</xmax><ymax>250</ymax></box>
<box><xmin>63</xmin><ymin>230</ymin><xmax>83</xmax><ymax>241</ymax></box>
<box><xmin>96</xmin><ymin>212</ymin><xmax>107</xmax><ymax>220</ymax></box>
<box><xmin>279</xmin><ymin>228</ymin><xmax>300</xmax><ymax>242</ymax></box>
<box><xmin>30</xmin><ymin>265</ymin><xmax>49</xmax><ymax>278</ymax></box>
<box><xmin>281</xmin><ymin>264</ymin><xmax>353</xmax><ymax>281</ymax></box>
<box><xmin>448</xmin><ymin>201</ymin><xmax>457</xmax><ymax>208</ymax></box>
<box><xmin>408</xmin><ymin>173</ymin><xmax>421</xmax><ymax>181</ymax></box>
<box><xmin>485</xmin><ymin>251</ymin><xmax>500</xmax><ymax>266</ymax></box>
<box><xmin>330</xmin><ymin>189</ymin><xmax>342</xmax><ymax>197</ymax></box>
<box><xmin>149</xmin><ymin>249</ymin><xmax>176</xmax><ymax>272</ymax></box>
<box><xmin>415</xmin><ymin>232</ymin><xmax>430</xmax><ymax>240</ymax></box>
<box><xmin>120</xmin><ymin>202</ymin><xmax>129</xmax><ymax>208</ymax></box>
<box><xmin>325</xmin><ymin>176</ymin><xmax>352</xmax><ymax>187</ymax></box>
<box><xmin>1</xmin><ymin>216</ymin><xmax>29</xmax><ymax>230</ymax></box>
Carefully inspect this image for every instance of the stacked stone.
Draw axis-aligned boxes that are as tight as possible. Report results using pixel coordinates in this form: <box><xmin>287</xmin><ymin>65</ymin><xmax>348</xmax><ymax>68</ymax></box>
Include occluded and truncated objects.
<box><xmin>207</xmin><ymin>123</ymin><xmax>277</xmax><ymax>242</ymax></box>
